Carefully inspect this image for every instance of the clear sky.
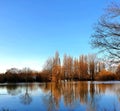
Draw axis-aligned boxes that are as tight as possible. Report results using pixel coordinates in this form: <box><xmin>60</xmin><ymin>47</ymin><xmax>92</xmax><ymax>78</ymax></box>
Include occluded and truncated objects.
<box><xmin>0</xmin><ymin>0</ymin><xmax>113</xmax><ymax>72</ymax></box>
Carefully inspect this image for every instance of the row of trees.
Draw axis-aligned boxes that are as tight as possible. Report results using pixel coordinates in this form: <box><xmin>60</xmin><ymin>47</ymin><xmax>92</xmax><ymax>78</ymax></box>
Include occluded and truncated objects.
<box><xmin>42</xmin><ymin>51</ymin><xmax>120</xmax><ymax>82</ymax></box>
<box><xmin>0</xmin><ymin>51</ymin><xmax>119</xmax><ymax>83</ymax></box>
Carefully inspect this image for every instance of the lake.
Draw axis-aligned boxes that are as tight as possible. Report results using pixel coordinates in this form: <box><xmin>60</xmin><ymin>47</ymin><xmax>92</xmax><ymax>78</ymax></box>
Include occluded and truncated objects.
<box><xmin>0</xmin><ymin>81</ymin><xmax>120</xmax><ymax>111</ymax></box>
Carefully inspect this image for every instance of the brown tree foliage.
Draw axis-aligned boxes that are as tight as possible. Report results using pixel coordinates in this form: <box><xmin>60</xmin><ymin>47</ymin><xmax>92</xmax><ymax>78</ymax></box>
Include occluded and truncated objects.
<box><xmin>88</xmin><ymin>54</ymin><xmax>97</xmax><ymax>81</ymax></box>
<box><xmin>0</xmin><ymin>51</ymin><xmax>118</xmax><ymax>83</ymax></box>
<box><xmin>116</xmin><ymin>65</ymin><xmax>120</xmax><ymax>73</ymax></box>
<box><xmin>116</xmin><ymin>64</ymin><xmax>120</xmax><ymax>79</ymax></box>
<box><xmin>52</xmin><ymin>51</ymin><xmax>61</xmax><ymax>82</ymax></box>
<box><xmin>79</xmin><ymin>55</ymin><xmax>88</xmax><ymax>79</ymax></box>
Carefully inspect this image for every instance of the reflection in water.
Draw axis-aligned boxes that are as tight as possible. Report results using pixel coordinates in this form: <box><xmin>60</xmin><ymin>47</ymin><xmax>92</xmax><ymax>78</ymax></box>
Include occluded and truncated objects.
<box><xmin>0</xmin><ymin>82</ymin><xmax>120</xmax><ymax>111</ymax></box>
<box><xmin>87</xmin><ymin>82</ymin><xmax>98</xmax><ymax>111</ymax></box>
<box><xmin>20</xmin><ymin>83</ymin><xmax>32</xmax><ymax>105</ymax></box>
<box><xmin>43</xmin><ymin>83</ymin><xmax>57</xmax><ymax>111</ymax></box>
<box><xmin>40</xmin><ymin>82</ymin><xmax>120</xmax><ymax>111</ymax></box>
<box><xmin>0</xmin><ymin>108</ymin><xmax>16</xmax><ymax>111</ymax></box>
<box><xmin>6</xmin><ymin>84</ymin><xmax>21</xmax><ymax>96</ymax></box>
<box><xmin>42</xmin><ymin>83</ymin><xmax>63</xmax><ymax>111</ymax></box>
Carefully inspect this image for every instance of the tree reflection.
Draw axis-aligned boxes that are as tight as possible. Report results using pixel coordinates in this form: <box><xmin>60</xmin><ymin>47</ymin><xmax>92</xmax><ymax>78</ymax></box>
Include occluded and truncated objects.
<box><xmin>41</xmin><ymin>82</ymin><xmax>90</xmax><ymax>110</ymax></box>
<box><xmin>78</xmin><ymin>82</ymin><xmax>88</xmax><ymax>104</ymax></box>
<box><xmin>41</xmin><ymin>82</ymin><xmax>62</xmax><ymax>109</ymax></box>
<box><xmin>43</xmin><ymin>83</ymin><xmax>56</xmax><ymax>111</ymax></box>
<box><xmin>1</xmin><ymin>82</ymin><xmax>120</xmax><ymax>111</ymax></box>
<box><xmin>20</xmin><ymin>83</ymin><xmax>32</xmax><ymax>105</ymax></box>
<box><xmin>6</xmin><ymin>84</ymin><xmax>21</xmax><ymax>96</ymax></box>
<box><xmin>86</xmin><ymin>82</ymin><xmax>97</xmax><ymax>111</ymax></box>
<box><xmin>40</xmin><ymin>81</ymin><xmax>118</xmax><ymax>111</ymax></box>
<box><xmin>4</xmin><ymin>81</ymin><xmax>117</xmax><ymax>111</ymax></box>
<box><xmin>63</xmin><ymin>82</ymin><xmax>75</xmax><ymax>107</ymax></box>
<box><xmin>111</xmin><ymin>84</ymin><xmax>120</xmax><ymax>102</ymax></box>
<box><xmin>0</xmin><ymin>108</ymin><xmax>16</xmax><ymax>111</ymax></box>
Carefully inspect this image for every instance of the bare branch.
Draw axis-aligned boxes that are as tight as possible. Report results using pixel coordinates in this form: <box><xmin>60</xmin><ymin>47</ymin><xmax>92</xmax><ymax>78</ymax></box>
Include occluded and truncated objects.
<box><xmin>91</xmin><ymin>2</ymin><xmax>120</xmax><ymax>63</ymax></box>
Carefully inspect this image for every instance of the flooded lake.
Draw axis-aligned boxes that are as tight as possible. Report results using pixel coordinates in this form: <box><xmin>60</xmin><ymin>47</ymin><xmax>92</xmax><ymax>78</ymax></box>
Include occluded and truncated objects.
<box><xmin>0</xmin><ymin>81</ymin><xmax>120</xmax><ymax>111</ymax></box>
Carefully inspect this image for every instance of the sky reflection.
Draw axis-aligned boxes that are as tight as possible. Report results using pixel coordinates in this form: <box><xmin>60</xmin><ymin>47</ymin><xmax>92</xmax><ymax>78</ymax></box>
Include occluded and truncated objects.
<box><xmin>0</xmin><ymin>82</ymin><xmax>120</xmax><ymax>111</ymax></box>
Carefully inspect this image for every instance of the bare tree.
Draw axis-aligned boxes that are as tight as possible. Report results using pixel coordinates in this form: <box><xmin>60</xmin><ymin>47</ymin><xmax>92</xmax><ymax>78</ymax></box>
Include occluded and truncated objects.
<box><xmin>43</xmin><ymin>57</ymin><xmax>54</xmax><ymax>73</ymax></box>
<box><xmin>88</xmin><ymin>54</ymin><xmax>97</xmax><ymax>81</ymax></box>
<box><xmin>67</xmin><ymin>56</ymin><xmax>73</xmax><ymax>81</ymax></box>
<box><xmin>73</xmin><ymin>58</ymin><xmax>79</xmax><ymax>80</ymax></box>
<box><xmin>63</xmin><ymin>54</ymin><xmax>68</xmax><ymax>81</ymax></box>
<box><xmin>43</xmin><ymin>57</ymin><xmax>54</xmax><ymax>81</ymax></box>
<box><xmin>116</xmin><ymin>64</ymin><xmax>120</xmax><ymax>75</ymax></box>
<box><xmin>78</xmin><ymin>55</ymin><xmax>88</xmax><ymax>79</ymax></box>
<box><xmin>91</xmin><ymin>2</ymin><xmax>120</xmax><ymax>63</ymax></box>
<box><xmin>53</xmin><ymin>51</ymin><xmax>60</xmax><ymax>66</ymax></box>
<box><xmin>62</xmin><ymin>54</ymin><xmax>73</xmax><ymax>81</ymax></box>
<box><xmin>52</xmin><ymin>51</ymin><xmax>61</xmax><ymax>82</ymax></box>
<box><xmin>22</xmin><ymin>67</ymin><xmax>32</xmax><ymax>82</ymax></box>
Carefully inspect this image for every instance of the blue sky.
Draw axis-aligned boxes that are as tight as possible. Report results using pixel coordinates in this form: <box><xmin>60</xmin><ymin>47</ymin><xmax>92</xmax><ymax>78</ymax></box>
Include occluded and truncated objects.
<box><xmin>0</xmin><ymin>0</ymin><xmax>113</xmax><ymax>72</ymax></box>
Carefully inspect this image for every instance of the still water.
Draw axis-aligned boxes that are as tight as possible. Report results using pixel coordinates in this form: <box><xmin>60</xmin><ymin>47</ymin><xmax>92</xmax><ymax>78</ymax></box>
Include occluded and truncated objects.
<box><xmin>0</xmin><ymin>81</ymin><xmax>120</xmax><ymax>111</ymax></box>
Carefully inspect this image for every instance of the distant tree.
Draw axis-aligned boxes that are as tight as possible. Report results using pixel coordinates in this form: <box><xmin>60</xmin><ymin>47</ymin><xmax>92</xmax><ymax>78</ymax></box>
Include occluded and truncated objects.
<box><xmin>62</xmin><ymin>54</ymin><xmax>68</xmax><ymax>81</ymax></box>
<box><xmin>67</xmin><ymin>56</ymin><xmax>73</xmax><ymax>81</ymax></box>
<box><xmin>53</xmin><ymin>51</ymin><xmax>60</xmax><ymax>66</ymax></box>
<box><xmin>62</xmin><ymin>54</ymin><xmax>73</xmax><ymax>81</ymax></box>
<box><xmin>88</xmin><ymin>54</ymin><xmax>97</xmax><ymax>81</ymax></box>
<box><xmin>52</xmin><ymin>51</ymin><xmax>61</xmax><ymax>82</ymax></box>
<box><xmin>5</xmin><ymin>68</ymin><xmax>20</xmax><ymax>82</ymax></box>
<box><xmin>116</xmin><ymin>64</ymin><xmax>120</xmax><ymax>76</ymax></box>
<box><xmin>21</xmin><ymin>67</ymin><xmax>33</xmax><ymax>82</ymax></box>
<box><xmin>43</xmin><ymin>57</ymin><xmax>54</xmax><ymax>81</ymax></box>
<box><xmin>78</xmin><ymin>55</ymin><xmax>88</xmax><ymax>80</ymax></box>
<box><xmin>73</xmin><ymin>58</ymin><xmax>79</xmax><ymax>80</ymax></box>
<box><xmin>5</xmin><ymin>68</ymin><xmax>19</xmax><ymax>74</ymax></box>
<box><xmin>97</xmin><ymin>61</ymin><xmax>105</xmax><ymax>73</ymax></box>
<box><xmin>43</xmin><ymin>57</ymin><xmax>54</xmax><ymax>73</ymax></box>
<box><xmin>91</xmin><ymin>2</ymin><xmax>120</xmax><ymax>63</ymax></box>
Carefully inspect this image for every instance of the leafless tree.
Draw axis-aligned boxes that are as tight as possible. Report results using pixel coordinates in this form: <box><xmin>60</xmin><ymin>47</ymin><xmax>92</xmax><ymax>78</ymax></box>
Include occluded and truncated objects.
<box><xmin>43</xmin><ymin>57</ymin><xmax>54</xmax><ymax>73</ymax></box>
<box><xmin>88</xmin><ymin>54</ymin><xmax>97</xmax><ymax>81</ymax></box>
<box><xmin>91</xmin><ymin>2</ymin><xmax>120</xmax><ymax>63</ymax></box>
<box><xmin>52</xmin><ymin>51</ymin><xmax>61</xmax><ymax>82</ymax></box>
<box><xmin>79</xmin><ymin>55</ymin><xmax>88</xmax><ymax>79</ymax></box>
<box><xmin>116</xmin><ymin>64</ymin><xmax>120</xmax><ymax>75</ymax></box>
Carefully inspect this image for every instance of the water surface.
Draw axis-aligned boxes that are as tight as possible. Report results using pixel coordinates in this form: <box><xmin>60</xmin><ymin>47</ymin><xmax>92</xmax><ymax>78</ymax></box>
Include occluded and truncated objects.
<box><xmin>0</xmin><ymin>81</ymin><xmax>120</xmax><ymax>111</ymax></box>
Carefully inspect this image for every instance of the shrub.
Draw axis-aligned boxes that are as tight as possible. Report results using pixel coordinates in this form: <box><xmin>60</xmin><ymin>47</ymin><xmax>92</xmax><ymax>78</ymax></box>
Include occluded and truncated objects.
<box><xmin>95</xmin><ymin>70</ymin><xmax>116</xmax><ymax>81</ymax></box>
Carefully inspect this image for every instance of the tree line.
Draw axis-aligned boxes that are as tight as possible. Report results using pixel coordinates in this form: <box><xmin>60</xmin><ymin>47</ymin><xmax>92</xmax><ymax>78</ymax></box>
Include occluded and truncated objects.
<box><xmin>42</xmin><ymin>51</ymin><xmax>120</xmax><ymax>82</ymax></box>
<box><xmin>0</xmin><ymin>51</ymin><xmax>120</xmax><ymax>83</ymax></box>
